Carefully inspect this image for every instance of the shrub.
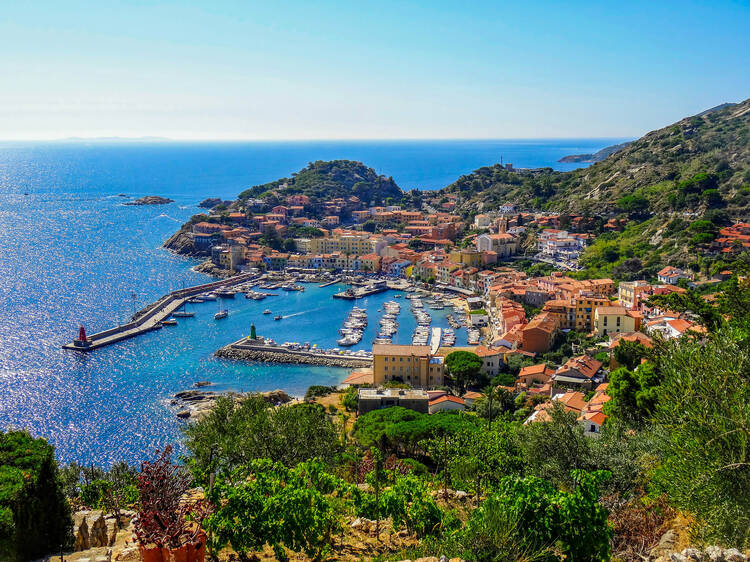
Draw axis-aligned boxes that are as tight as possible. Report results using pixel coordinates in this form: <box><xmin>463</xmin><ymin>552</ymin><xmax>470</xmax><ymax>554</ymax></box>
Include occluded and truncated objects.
<box><xmin>184</xmin><ymin>396</ymin><xmax>340</xmax><ymax>478</ymax></box>
<box><xmin>205</xmin><ymin>459</ymin><xmax>356</xmax><ymax>560</ymax></box>
<box><xmin>0</xmin><ymin>430</ymin><xmax>72</xmax><ymax>562</ymax></box>
<box><xmin>474</xmin><ymin>471</ymin><xmax>612</xmax><ymax>561</ymax></box>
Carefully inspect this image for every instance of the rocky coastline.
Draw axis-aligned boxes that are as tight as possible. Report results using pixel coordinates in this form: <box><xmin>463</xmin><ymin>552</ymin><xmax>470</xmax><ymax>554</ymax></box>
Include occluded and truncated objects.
<box><xmin>124</xmin><ymin>195</ymin><xmax>174</xmax><ymax>205</ymax></box>
<box><xmin>170</xmin><ymin>388</ymin><xmax>295</xmax><ymax>421</ymax></box>
<box><xmin>193</xmin><ymin>259</ymin><xmax>233</xmax><ymax>277</ymax></box>
<box><xmin>216</xmin><ymin>344</ymin><xmax>373</xmax><ymax>368</ymax></box>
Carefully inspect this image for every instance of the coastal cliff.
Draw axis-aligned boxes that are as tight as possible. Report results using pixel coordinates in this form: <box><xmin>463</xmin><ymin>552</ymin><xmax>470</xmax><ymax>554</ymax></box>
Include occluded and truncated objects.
<box><xmin>162</xmin><ymin>222</ymin><xmax>203</xmax><ymax>256</ymax></box>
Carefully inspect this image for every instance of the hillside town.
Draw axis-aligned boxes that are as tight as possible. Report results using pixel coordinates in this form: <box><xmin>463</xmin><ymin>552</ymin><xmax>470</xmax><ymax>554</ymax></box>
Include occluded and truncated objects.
<box><xmin>177</xmin><ymin>188</ymin><xmax>736</xmax><ymax>437</ymax></box>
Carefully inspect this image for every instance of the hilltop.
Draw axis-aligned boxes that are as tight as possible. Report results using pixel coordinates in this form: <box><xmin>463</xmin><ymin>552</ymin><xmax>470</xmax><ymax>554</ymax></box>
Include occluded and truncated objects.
<box><xmin>444</xmin><ymin>98</ymin><xmax>750</xmax><ymax>274</ymax></box>
<box><xmin>237</xmin><ymin>160</ymin><xmax>403</xmax><ymax>207</ymax></box>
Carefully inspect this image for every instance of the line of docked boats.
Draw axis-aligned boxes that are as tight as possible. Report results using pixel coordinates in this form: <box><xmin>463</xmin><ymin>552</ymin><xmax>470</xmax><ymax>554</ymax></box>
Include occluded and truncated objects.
<box><xmin>337</xmin><ymin>307</ymin><xmax>368</xmax><ymax>346</ymax></box>
<box><xmin>373</xmin><ymin>300</ymin><xmax>400</xmax><ymax>344</ymax></box>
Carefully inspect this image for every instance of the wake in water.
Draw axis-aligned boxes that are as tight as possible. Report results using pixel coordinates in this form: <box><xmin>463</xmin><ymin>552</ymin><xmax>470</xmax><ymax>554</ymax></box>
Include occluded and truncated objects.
<box><xmin>153</xmin><ymin>213</ymin><xmax>181</xmax><ymax>222</ymax></box>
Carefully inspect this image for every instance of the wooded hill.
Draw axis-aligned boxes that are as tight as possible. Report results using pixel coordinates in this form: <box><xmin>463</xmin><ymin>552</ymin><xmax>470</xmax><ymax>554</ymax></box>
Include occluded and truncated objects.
<box><xmin>238</xmin><ymin>160</ymin><xmax>404</xmax><ymax>207</ymax></box>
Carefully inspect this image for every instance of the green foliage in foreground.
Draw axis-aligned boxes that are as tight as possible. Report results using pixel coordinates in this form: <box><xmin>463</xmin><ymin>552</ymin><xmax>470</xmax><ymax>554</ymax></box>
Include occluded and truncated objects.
<box><xmin>469</xmin><ymin>471</ymin><xmax>612</xmax><ymax>562</ymax></box>
<box><xmin>0</xmin><ymin>431</ymin><xmax>72</xmax><ymax>562</ymax></box>
<box><xmin>183</xmin><ymin>396</ymin><xmax>340</xmax><ymax>477</ymax></box>
<box><xmin>650</xmin><ymin>326</ymin><xmax>750</xmax><ymax>547</ymax></box>
<box><xmin>205</xmin><ymin>459</ymin><xmax>357</xmax><ymax>561</ymax></box>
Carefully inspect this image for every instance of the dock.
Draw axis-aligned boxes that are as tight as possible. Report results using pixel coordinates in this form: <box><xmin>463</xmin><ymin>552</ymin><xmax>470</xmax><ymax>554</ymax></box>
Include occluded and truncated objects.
<box><xmin>63</xmin><ymin>273</ymin><xmax>258</xmax><ymax>352</ymax></box>
<box><xmin>333</xmin><ymin>280</ymin><xmax>389</xmax><ymax>300</ymax></box>
<box><xmin>318</xmin><ymin>278</ymin><xmax>341</xmax><ymax>288</ymax></box>
<box><xmin>430</xmin><ymin>327</ymin><xmax>442</xmax><ymax>354</ymax></box>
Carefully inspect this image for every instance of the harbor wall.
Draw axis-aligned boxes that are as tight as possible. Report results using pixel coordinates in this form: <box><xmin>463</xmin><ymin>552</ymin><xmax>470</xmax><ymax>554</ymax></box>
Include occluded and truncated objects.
<box><xmin>216</xmin><ymin>341</ymin><xmax>373</xmax><ymax>368</ymax></box>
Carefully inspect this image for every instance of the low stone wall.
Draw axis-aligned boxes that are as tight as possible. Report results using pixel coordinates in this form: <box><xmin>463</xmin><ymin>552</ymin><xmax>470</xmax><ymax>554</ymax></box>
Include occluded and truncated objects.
<box><xmin>216</xmin><ymin>344</ymin><xmax>372</xmax><ymax>368</ymax></box>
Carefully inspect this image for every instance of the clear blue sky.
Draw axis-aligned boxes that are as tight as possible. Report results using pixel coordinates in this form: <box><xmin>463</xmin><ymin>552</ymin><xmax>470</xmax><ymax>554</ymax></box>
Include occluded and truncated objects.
<box><xmin>1</xmin><ymin>1</ymin><xmax>748</xmax><ymax>140</ymax></box>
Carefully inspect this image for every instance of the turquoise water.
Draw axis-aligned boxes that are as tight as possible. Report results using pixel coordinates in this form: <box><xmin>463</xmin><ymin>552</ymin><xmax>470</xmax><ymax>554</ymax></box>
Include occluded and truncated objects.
<box><xmin>0</xmin><ymin>140</ymin><xmax>621</xmax><ymax>465</ymax></box>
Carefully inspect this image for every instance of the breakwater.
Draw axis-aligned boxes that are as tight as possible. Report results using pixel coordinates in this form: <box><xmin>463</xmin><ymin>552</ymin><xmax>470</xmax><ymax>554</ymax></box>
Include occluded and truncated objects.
<box><xmin>216</xmin><ymin>338</ymin><xmax>373</xmax><ymax>368</ymax></box>
<box><xmin>62</xmin><ymin>272</ymin><xmax>258</xmax><ymax>352</ymax></box>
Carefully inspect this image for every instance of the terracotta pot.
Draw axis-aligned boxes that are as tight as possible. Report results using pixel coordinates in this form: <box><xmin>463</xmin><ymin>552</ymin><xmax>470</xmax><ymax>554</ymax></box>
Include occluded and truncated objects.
<box><xmin>139</xmin><ymin>543</ymin><xmax>164</xmax><ymax>562</ymax></box>
<box><xmin>160</xmin><ymin>533</ymin><xmax>206</xmax><ymax>562</ymax></box>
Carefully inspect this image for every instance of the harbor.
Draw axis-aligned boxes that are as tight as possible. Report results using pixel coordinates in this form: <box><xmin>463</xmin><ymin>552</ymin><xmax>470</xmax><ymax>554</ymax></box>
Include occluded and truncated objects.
<box><xmin>62</xmin><ymin>272</ymin><xmax>259</xmax><ymax>352</ymax></box>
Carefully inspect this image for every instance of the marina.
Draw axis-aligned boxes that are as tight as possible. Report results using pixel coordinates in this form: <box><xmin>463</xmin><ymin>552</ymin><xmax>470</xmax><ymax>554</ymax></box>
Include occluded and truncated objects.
<box><xmin>62</xmin><ymin>273</ymin><xmax>258</xmax><ymax>351</ymax></box>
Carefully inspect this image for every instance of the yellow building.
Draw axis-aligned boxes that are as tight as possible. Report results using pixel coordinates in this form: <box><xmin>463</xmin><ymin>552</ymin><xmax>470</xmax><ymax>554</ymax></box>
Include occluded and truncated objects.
<box><xmin>373</xmin><ymin>344</ymin><xmax>444</xmax><ymax>387</ymax></box>
<box><xmin>449</xmin><ymin>249</ymin><xmax>484</xmax><ymax>268</ymax></box>
<box><xmin>593</xmin><ymin>306</ymin><xmax>642</xmax><ymax>337</ymax></box>
<box><xmin>309</xmin><ymin>233</ymin><xmax>380</xmax><ymax>256</ymax></box>
<box><xmin>575</xmin><ymin>295</ymin><xmax>611</xmax><ymax>332</ymax></box>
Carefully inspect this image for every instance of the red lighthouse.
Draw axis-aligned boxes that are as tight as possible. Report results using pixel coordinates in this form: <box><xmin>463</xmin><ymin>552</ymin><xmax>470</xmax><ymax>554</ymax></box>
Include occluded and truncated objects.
<box><xmin>78</xmin><ymin>325</ymin><xmax>87</xmax><ymax>342</ymax></box>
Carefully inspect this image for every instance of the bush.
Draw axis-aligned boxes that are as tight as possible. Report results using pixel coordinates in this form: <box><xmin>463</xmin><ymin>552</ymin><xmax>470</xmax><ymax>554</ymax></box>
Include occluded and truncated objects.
<box><xmin>358</xmin><ymin>473</ymin><xmax>446</xmax><ymax>537</ymax></box>
<box><xmin>304</xmin><ymin>385</ymin><xmax>337</xmax><ymax>400</ymax></box>
<box><xmin>184</xmin><ymin>396</ymin><xmax>340</xmax><ymax>478</ymax></box>
<box><xmin>205</xmin><ymin>459</ymin><xmax>356</xmax><ymax>560</ymax></box>
<box><xmin>472</xmin><ymin>471</ymin><xmax>612</xmax><ymax>561</ymax></box>
<box><xmin>0</xmin><ymin>431</ymin><xmax>72</xmax><ymax>562</ymax></box>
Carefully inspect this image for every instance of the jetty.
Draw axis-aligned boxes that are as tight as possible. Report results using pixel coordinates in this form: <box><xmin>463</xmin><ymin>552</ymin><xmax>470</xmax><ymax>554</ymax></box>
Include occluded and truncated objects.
<box><xmin>430</xmin><ymin>327</ymin><xmax>442</xmax><ymax>354</ymax></box>
<box><xmin>319</xmin><ymin>278</ymin><xmax>341</xmax><ymax>288</ymax></box>
<box><xmin>63</xmin><ymin>273</ymin><xmax>258</xmax><ymax>352</ymax></box>
<box><xmin>333</xmin><ymin>279</ymin><xmax>388</xmax><ymax>300</ymax></box>
<box><xmin>216</xmin><ymin>337</ymin><xmax>373</xmax><ymax>368</ymax></box>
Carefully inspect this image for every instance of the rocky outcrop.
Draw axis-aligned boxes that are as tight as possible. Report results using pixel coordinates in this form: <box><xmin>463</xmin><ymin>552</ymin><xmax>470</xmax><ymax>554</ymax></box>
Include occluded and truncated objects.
<box><xmin>649</xmin><ymin>547</ymin><xmax>748</xmax><ymax>561</ymax></box>
<box><xmin>124</xmin><ymin>195</ymin><xmax>174</xmax><ymax>205</ymax></box>
<box><xmin>193</xmin><ymin>259</ymin><xmax>233</xmax><ymax>277</ymax></box>
<box><xmin>171</xmin><ymin>389</ymin><xmax>295</xmax><ymax>420</ymax></box>
<box><xmin>216</xmin><ymin>344</ymin><xmax>372</xmax><ymax>368</ymax></box>
<box><xmin>198</xmin><ymin>197</ymin><xmax>224</xmax><ymax>209</ymax></box>
<box><xmin>162</xmin><ymin>225</ymin><xmax>200</xmax><ymax>256</ymax></box>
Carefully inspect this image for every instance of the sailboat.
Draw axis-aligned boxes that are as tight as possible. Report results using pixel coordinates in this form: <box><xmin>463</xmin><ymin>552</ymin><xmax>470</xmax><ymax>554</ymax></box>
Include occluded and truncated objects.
<box><xmin>214</xmin><ymin>300</ymin><xmax>229</xmax><ymax>320</ymax></box>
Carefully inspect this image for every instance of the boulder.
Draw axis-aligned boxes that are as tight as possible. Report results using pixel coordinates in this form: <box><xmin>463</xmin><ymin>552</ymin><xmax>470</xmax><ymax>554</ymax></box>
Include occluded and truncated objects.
<box><xmin>682</xmin><ymin>548</ymin><xmax>704</xmax><ymax>561</ymax></box>
<box><xmin>87</xmin><ymin>511</ymin><xmax>109</xmax><ymax>548</ymax></box>
<box><xmin>705</xmin><ymin>546</ymin><xmax>725</xmax><ymax>562</ymax></box>
<box><xmin>73</xmin><ymin>511</ymin><xmax>90</xmax><ymax>551</ymax></box>
<box><xmin>723</xmin><ymin>549</ymin><xmax>747</xmax><ymax>562</ymax></box>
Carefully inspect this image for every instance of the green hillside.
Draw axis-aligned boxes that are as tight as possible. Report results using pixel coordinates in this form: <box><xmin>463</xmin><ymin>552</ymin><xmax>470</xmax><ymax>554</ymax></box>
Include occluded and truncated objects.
<box><xmin>238</xmin><ymin>160</ymin><xmax>403</xmax><ymax>206</ymax></box>
<box><xmin>445</xmin><ymin>98</ymin><xmax>750</xmax><ymax>276</ymax></box>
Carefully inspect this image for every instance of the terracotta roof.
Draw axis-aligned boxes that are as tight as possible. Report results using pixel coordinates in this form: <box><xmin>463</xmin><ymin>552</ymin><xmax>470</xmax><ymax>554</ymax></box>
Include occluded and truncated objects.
<box><xmin>343</xmin><ymin>370</ymin><xmax>374</xmax><ymax>385</ymax></box>
<box><xmin>558</xmin><ymin>390</ymin><xmax>587</xmax><ymax>412</ymax></box>
<box><xmin>462</xmin><ymin>391</ymin><xmax>483</xmax><ymax>400</ymax></box>
<box><xmin>580</xmin><ymin>411</ymin><xmax>608</xmax><ymax>425</ymax></box>
<box><xmin>519</xmin><ymin>364</ymin><xmax>555</xmax><ymax>377</ymax></box>
<box><xmin>557</xmin><ymin>355</ymin><xmax>602</xmax><ymax>379</ymax></box>
<box><xmin>429</xmin><ymin>395</ymin><xmax>466</xmax><ymax>406</ymax></box>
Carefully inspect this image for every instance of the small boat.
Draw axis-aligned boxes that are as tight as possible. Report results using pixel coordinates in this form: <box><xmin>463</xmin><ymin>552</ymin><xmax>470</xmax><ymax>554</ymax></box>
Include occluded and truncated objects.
<box><xmin>214</xmin><ymin>309</ymin><xmax>228</xmax><ymax>320</ymax></box>
<box><xmin>274</xmin><ymin>315</ymin><xmax>283</xmax><ymax>321</ymax></box>
<box><xmin>263</xmin><ymin>309</ymin><xmax>272</xmax><ymax>314</ymax></box>
<box><xmin>161</xmin><ymin>319</ymin><xmax>178</xmax><ymax>326</ymax></box>
<box><xmin>172</xmin><ymin>310</ymin><xmax>195</xmax><ymax>318</ymax></box>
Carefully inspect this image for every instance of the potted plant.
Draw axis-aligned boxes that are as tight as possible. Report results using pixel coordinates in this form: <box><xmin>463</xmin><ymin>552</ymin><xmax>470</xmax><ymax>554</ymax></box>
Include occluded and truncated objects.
<box><xmin>133</xmin><ymin>446</ymin><xmax>210</xmax><ymax>562</ymax></box>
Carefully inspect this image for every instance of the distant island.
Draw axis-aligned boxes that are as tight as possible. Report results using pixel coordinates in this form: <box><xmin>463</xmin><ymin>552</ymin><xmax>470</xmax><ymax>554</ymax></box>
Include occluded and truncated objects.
<box><xmin>124</xmin><ymin>195</ymin><xmax>174</xmax><ymax>206</ymax></box>
<box><xmin>558</xmin><ymin>141</ymin><xmax>632</xmax><ymax>163</ymax></box>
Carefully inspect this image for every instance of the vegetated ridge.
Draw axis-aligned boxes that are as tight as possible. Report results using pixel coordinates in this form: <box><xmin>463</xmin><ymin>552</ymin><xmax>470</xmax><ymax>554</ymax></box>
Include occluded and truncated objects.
<box><xmin>444</xmin><ymin>98</ymin><xmax>750</xmax><ymax>275</ymax></box>
<box><xmin>558</xmin><ymin>141</ymin><xmax>632</xmax><ymax>163</ymax></box>
<box><xmin>238</xmin><ymin>160</ymin><xmax>403</xmax><ymax>206</ymax></box>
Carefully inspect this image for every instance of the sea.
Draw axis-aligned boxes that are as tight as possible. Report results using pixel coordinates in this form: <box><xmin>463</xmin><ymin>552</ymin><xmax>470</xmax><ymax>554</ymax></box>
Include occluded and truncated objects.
<box><xmin>0</xmin><ymin>139</ymin><xmax>625</xmax><ymax>466</ymax></box>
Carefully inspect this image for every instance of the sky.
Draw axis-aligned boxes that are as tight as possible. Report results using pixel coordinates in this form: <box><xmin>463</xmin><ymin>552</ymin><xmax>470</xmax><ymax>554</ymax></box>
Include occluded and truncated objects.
<box><xmin>0</xmin><ymin>1</ymin><xmax>748</xmax><ymax>140</ymax></box>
